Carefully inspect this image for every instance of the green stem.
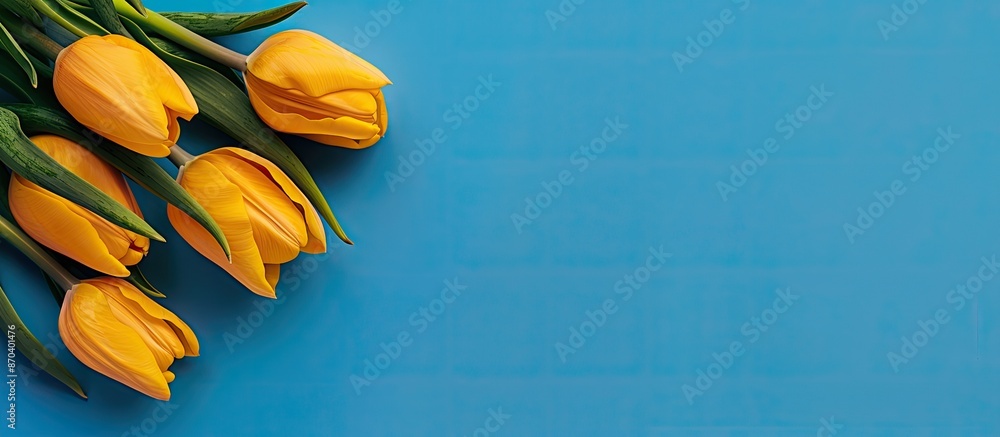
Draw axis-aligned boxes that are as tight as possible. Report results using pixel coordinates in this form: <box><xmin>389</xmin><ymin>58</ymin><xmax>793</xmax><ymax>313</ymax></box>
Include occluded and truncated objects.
<box><xmin>0</xmin><ymin>216</ymin><xmax>78</xmax><ymax>291</ymax></box>
<box><xmin>167</xmin><ymin>145</ymin><xmax>196</xmax><ymax>167</ymax></box>
<box><xmin>113</xmin><ymin>0</ymin><xmax>248</xmax><ymax>71</ymax></box>
<box><xmin>3</xmin><ymin>15</ymin><xmax>65</xmax><ymax>60</ymax></box>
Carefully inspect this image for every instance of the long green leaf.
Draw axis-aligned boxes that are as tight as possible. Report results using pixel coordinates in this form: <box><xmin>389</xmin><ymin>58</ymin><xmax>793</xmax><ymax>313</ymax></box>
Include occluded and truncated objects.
<box><xmin>0</xmin><ymin>0</ymin><xmax>43</xmax><ymax>27</ymax></box>
<box><xmin>0</xmin><ymin>22</ymin><xmax>36</xmax><ymax>87</ymax></box>
<box><xmin>0</xmin><ymin>107</ymin><xmax>163</xmax><ymax>242</ymax></box>
<box><xmin>122</xmin><ymin>18</ymin><xmax>352</xmax><ymax>245</ymax></box>
<box><xmin>1</xmin><ymin>104</ymin><xmax>231</xmax><ymax>257</ymax></box>
<box><xmin>0</xmin><ymin>282</ymin><xmax>86</xmax><ymax>398</ymax></box>
<box><xmin>160</xmin><ymin>2</ymin><xmax>306</xmax><ymax>37</ymax></box>
<box><xmin>32</xmin><ymin>0</ymin><xmax>108</xmax><ymax>37</ymax></box>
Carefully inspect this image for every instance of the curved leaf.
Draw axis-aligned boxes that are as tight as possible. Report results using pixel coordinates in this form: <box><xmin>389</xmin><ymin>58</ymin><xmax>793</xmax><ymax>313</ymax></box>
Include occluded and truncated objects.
<box><xmin>0</xmin><ymin>107</ymin><xmax>164</xmax><ymax>242</ymax></box>
<box><xmin>0</xmin><ymin>0</ymin><xmax>43</xmax><ymax>27</ymax></box>
<box><xmin>0</xmin><ymin>22</ymin><xmax>36</xmax><ymax>87</ymax></box>
<box><xmin>122</xmin><ymin>18</ymin><xmax>352</xmax><ymax>245</ymax></box>
<box><xmin>160</xmin><ymin>2</ymin><xmax>306</xmax><ymax>37</ymax></box>
<box><xmin>0</xmin><ymin>282</ymin><xmax>86</xmax><ymax>398</ymax></box>
<box><xmin>32</xmin><ymin>0</ymin><xmax>108</xmax><ymax>37</ymax></box>
<box><xmin>1</xmin><ymin>104</ymin><xmax>231</xmax><ymax>257</ymax></box>
<box><xmin>126</xmin><ymin>267</ymin><xmax>164</xmax><ymax>298</ymax></box>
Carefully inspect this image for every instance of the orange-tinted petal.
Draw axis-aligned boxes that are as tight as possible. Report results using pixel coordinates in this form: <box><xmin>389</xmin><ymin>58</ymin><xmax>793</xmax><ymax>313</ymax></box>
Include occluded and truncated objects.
<box><xmin>247</xmin><ymin>30</ymin><xmax>390</xmax><ymax>97</ymax></box>
<box><xmin>211</xmin><ymin>148</ymin><xmax>326</xmax><ymax>254</ymax></box>
<box><xmin>9</xmin><ymin>175</ymin><xmax>131</xmax><ymax>277</ymax></box>
<box><xmin>59</xmin><ymin>284</ymin><xmax>171</xmax><ymax>400</ymax></box>
<box><xmin>168</xmin><ymin>159</ymin><xmax>277</xmax><ymax>298</ymax></box>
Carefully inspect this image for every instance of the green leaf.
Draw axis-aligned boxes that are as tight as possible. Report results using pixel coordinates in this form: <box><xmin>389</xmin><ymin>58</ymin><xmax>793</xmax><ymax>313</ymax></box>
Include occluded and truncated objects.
<box><xmin>0</xmin><ymin>22</ymin><xmax>36</xmax><ymax>87</ymax></box>
<box><xmin>122</xmin><ymin>18</ymin><xmax>353</xmax><ymax>245</ymax></box>
<box><xmin>32</xmin><ymin>0</ymin><xmax>109</xmax><ymax>37</ymax></box>
<box><xmin>0</xmin><ymin>0</ymin><xmax>43</xmax><ymax>27</ymax></box>
<box><xmin>0</xmin><ymin>282</ymin><xmax>86</xmax><ymax>398</ymax></box>
<box><xmin>126</xmin><ymin>267</ymin><xmax>164</xmax><ymax>298</ymax></box>
<box><xmin>87</xmin><ymin>0</ymin><xmax>131</xmax><ymax>36</ymax></box>
<box><xmin>160</xmin><ymin>2</ymin><xmax>306</xmax><ymax>37</ymax></box>
<box><xmin>1</xmin><ymin>104</ymin><xmax>231</xmax><ymax>257</ymax></box>
<box><xmin>0</xmin><ymin>107</ymin><xmax>164</xmax><ymax>242</ymax></box>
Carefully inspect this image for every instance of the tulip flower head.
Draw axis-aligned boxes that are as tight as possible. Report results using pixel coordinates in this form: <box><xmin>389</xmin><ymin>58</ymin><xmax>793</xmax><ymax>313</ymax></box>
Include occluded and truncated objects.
<box><xmin>53</xmin><ymin>35</ymin><xmax>198</xmax><ymax>157</ymax></box>
<box><xmin>8</xmin><ymin>135</ymin><xmax>149</xmax><ymax>277</ymax></box>
<box><xmin>245</xmin><ymin>30</ymin><xmax>391</xmax><ymax>149</ymax></box>
<box><xmin>167</xmin><ymin>148</ymin><xmax>326</xmax><ymax>297</ymax></box>
<box><xmin>59</xmin><ymin>277</ymin><xmax>199</xmax><ymax>400</ymax></box>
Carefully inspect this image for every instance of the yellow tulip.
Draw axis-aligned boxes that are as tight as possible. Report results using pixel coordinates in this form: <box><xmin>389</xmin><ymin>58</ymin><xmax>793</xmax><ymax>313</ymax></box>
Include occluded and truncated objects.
<box><xmin>53</xmin><ymin>35</ymin><xmax>198</xmax><ymax>158</ymax></box>
<box><xmin>167</xmin><ymin>148</ymin><xmax>326</xmax><ymax>298</ymax></box>
<box><xmin>59</xmin><ymin>277</ymin><xmax>199</xmax><ymax>400</ymax></box>
<box><xmin>8</xmin><ymin>135</ymin><xmax>148</xmax><ymax>277</ymax></box>
<box><xmin>245</xmin><ymin>30</ymin><xmax>391</xmax><ymax>149</ymax></box>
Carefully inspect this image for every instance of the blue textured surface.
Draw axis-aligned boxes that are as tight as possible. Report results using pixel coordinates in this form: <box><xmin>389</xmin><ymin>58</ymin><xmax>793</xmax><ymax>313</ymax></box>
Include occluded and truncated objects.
<box><xmin>3</xmin><ymin>0</ymin><xmax>1000</xmax><ymax>435</ymax></box>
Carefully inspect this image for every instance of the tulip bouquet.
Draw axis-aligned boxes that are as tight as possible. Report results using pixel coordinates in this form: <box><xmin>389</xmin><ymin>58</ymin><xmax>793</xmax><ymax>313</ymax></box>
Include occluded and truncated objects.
<box><xmin>0</xmin><ymin>1</ymin><xmax>389</xmax><ymax>400</ymax></box>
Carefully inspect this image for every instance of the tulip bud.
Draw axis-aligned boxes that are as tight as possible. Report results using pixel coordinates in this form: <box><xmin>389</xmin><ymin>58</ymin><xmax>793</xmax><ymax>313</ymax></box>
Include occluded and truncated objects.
<box><xmin>53</xmin><ymin>35</ymin><xmax>199</xmax><ymax>157</ymax></box>
<box><xmin>245</xmin><ymin>30</ymin><xmax>391</xmax><ymax>149</ymax></box>
<box><xmin>167</xmin><ymin>148</ymin><xmax>326</xmax><ymax>297</ymax></box>
<box><xmin>8</xmin><ymin>135</ymin><xmax>149</xmax><ymax>277</ymax></box>
<box><xmin>59</xmin><ymin>277</ymin><xmax>199</xmax><ymax>400</ymax></box>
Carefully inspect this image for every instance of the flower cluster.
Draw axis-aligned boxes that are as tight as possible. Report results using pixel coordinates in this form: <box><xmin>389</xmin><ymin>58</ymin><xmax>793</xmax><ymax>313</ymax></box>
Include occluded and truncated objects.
<box><xmin>0</xmin><ymin>1</ymin><xmax>389</xmax><ymax>400</ymax></box>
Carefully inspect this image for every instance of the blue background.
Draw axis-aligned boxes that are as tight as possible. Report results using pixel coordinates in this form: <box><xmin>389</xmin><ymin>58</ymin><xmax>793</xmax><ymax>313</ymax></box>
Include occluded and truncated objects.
<box><xmin>2</xmin><ymin>0</ymin><xmax>999</xmax><ymax>435</ymax></box>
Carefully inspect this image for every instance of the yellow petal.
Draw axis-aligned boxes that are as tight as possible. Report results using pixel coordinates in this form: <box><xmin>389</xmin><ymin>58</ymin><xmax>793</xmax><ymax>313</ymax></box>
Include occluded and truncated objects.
<box><xmin>9</xmin><ymin>175</ymin><xmax>131</xmax><ymax>277</ymax></box>
<box><xmin>247</xmin><ymin>75</ymin><xmax>378</xmax><ymax>121</ymax></box>
<box><xmin>199</xmin><ymin>152</ymin><xmax>306</xmax><ymax>264</ymax></box>
<box><xmin>168</xmin><ymin>159</ymin><xmax>277</xmax><ymax>298</ymax></box>
<box><xmin>247</xmin><ymin>30</ymin><xmax>390</xmax><ymax>97</ymax></box>
<box><xmin>53</xmin><ymin>35</ymin><xmax>197</xmax><ymax>157</ymax></box>
<box><xmin>60</xmin><ymin>284</ymin><xmax>171</xmax><ymax>400</ymax></box>
<box><xmin>248</xmin><ymin>85</ymin><xmax>380</xmax><ymax>139</ymax></box>
<box><xmin>265</xmin><ymin>264</ymin><xmax>280</xmax><ymax>290</ymax></box>
<box><xmin>89</xmin><ymin>278</ymin><xmax>199</xmax><ymax>358</ymax></box>
<box><xmin>211</xmin><ymin>148</ymin><xmax>326</xmax><ymax>254</ymax></box>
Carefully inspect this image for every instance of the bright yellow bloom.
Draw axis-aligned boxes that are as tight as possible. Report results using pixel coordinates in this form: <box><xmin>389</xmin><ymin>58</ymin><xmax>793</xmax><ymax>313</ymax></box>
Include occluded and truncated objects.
<box><xmin>167</xmin><ymin>148</ymin><xmax>326</xmax><ymax>298</ymax></box>
<box><xmin>53</xmin><ymin>35</ymin><xmax>198</xmax><ymax>157</ymax></box>
<box><xmin>59</xmin><ymin>277</ymin><xmax>199</xmax><ymax>400</ymax></box>
<box><xmin>8</xmin><ymin>135</ymin><xmax>148</xmax><ymax>277</ymax></box>
<box><xmin>245</xmin><ymin>30</ymin><xmax>390</xmax><ymax>149</ymax></box>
